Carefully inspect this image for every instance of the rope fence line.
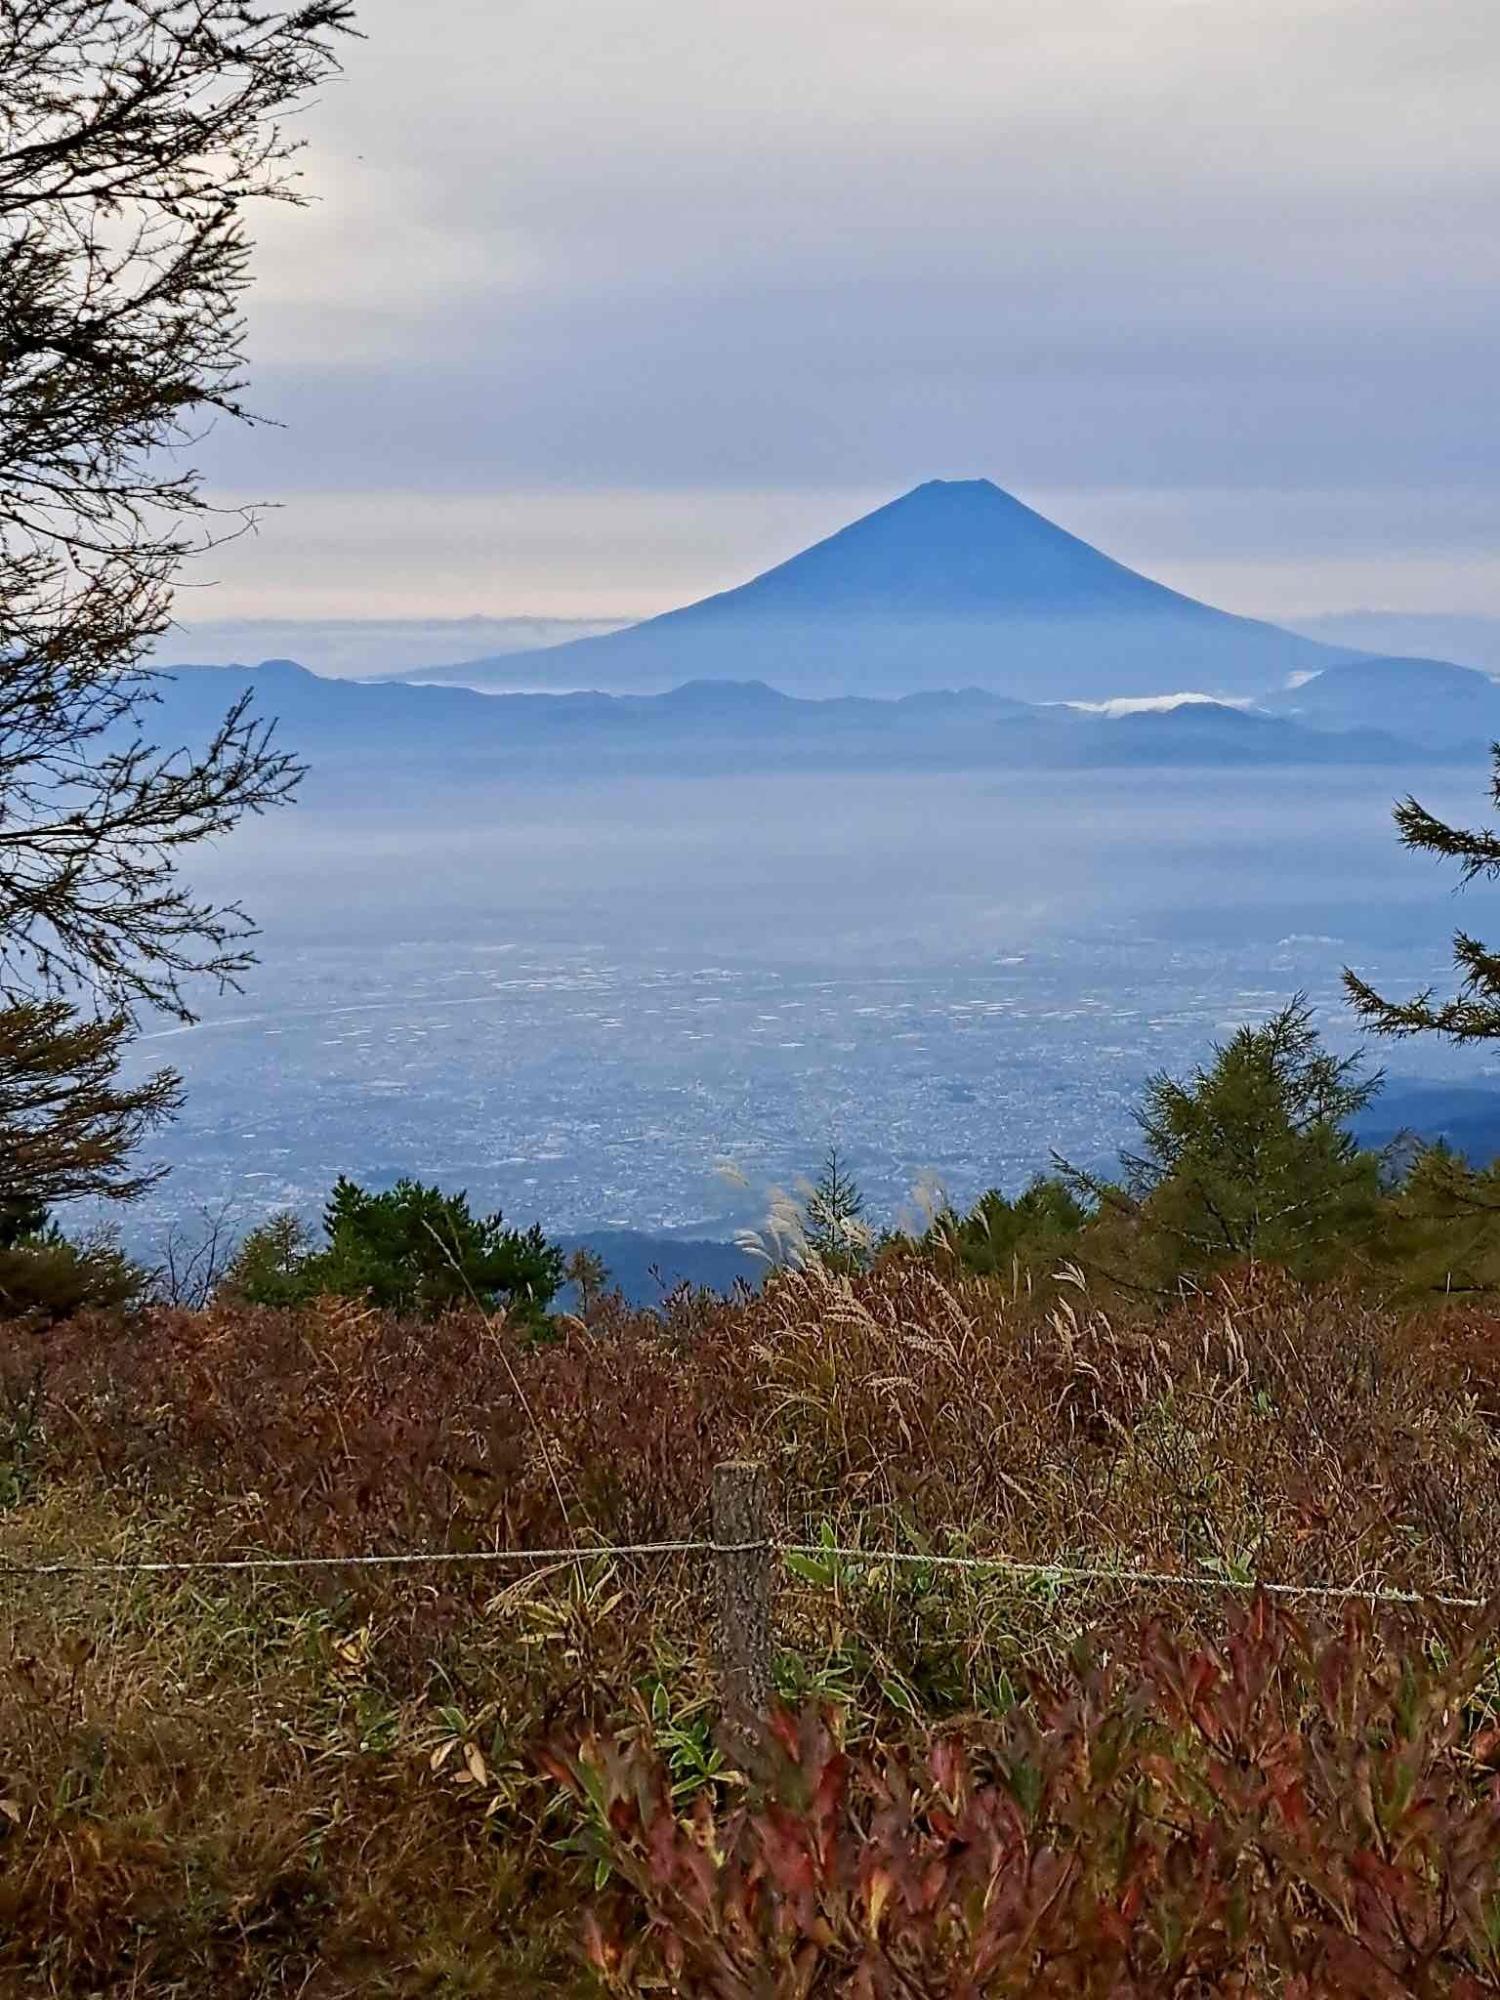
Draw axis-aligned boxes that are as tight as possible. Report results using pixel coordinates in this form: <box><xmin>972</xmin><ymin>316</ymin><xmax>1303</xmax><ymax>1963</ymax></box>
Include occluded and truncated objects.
<box><xmin>4</xmin><ymin>1461</ymin><xmax>1490</xmax><ymax>1718</ymax></box>
<box><xmin>781</xmin><ymin>1546</ymin><xmax>1487</xmax><ymax>1612</ymax></box>
<box><xmin>0</xmin><ymin>1540</ymin><xmax>715</xmax><ymax>1580</ymax></box>
<box><xmin>0</xmin><ymin>1535</ymin><xmax>1485</xmax><ymax>1612</ymax></box>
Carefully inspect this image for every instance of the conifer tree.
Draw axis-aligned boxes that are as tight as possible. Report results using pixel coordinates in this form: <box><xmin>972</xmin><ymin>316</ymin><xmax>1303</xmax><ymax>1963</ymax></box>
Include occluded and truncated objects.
<box><xmin>803</xmin><ymin>1146</ymin><xmax>871</xmax><ymax>1273</ymax></box>
<box><xmin>1346</xmin><ymin>756</ymin><xmax>1500</xmax><ymax>1043</ymax></box>
<box><xmin>0</xmin><ymin>3</ymin><xmax>351</xmax><ymax>1248</ymax></box>
<box><xmin>933</xmin><ymin>1174</ymin><xmax>1089</xmax><ymax>1284</ymax></box>
<box><xmin>1069</xmin><ymin>999</ymin><xmax>1383</xmax><ymax>1285</ymax></box>
<box><xmin>226</xmin><ymin>1179</ymin><xmax>565</xmax><ymax>1324</ymax></box>
<box><xmin>0</xmin><ymin>999</ymin><xmax>179</xmax><ymax>1219</ymax></box>
<box><xmin>1378</xmin><ymin>1140</ymin><xmax>1500</xmax><ymax>1298</ymax></box>
<box><xmin>563</xmin><ymin>1244</ymin><xmax>611</xmax><ymax>1316</ymax></box>
<box><xmin>1</xmin><ymin>1</ymin><xmax>353</xmax><ymax>1017</ymax></box>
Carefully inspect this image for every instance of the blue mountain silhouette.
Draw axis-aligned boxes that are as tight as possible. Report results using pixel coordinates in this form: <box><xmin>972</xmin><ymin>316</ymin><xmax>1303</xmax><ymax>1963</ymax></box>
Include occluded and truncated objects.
<box><xmin>397</xmin><ymin>479</ymin><xmax>1358</xmax><ymax>701</ymax></box>
<box><xmin>1266</xmin><ymin>655</ymin><xmax>1500</xmax><ymax>750</ymax></box>
<box><xmin>150</xmin><ymin>657</ymin><xmax>1417</xmax><ymax>780</ymax></box>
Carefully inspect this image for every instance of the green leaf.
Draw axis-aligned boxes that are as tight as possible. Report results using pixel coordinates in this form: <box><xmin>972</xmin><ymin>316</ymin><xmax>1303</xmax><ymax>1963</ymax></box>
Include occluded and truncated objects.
<box><xmin>880</xmin><ymin>1676</ymin><xmax>917</xmax><ymax>1716</ymax></box>
<box><xmin>784</xmin><ymin>1551</ymin><xmax>837</xmax><ymax>1587</ymax></box>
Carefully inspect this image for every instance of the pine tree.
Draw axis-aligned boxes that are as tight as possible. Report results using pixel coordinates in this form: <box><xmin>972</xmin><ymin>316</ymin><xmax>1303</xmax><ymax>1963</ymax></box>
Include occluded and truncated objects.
<box><xmin>803</xmin><ymin>1146</ymin><xmax>871</xmax><ymax>1273</ymax></box>
<box><xmin>1068</xmin><ymin>999</ymin><xmax>1383</xmax><ymax>1286</ymax></box>
<box><xmin>1345</xmin><ymin>757</ymin><xmax>1500</xmax><ymax>1042</ymax></box>
<box><xmin>225</xmin><ymin>1178</ymin><xmax>565</xmax><ymax>1325</ymax></box>
<box><xmin>0</xmin><ymin>4</ymin><xmax>352</xmax><ymax>1259</ymax></box>
<box><xmin>1377</xmin><ymin>1141</ymin><xmax>1500</xmax><ymax>1298</ymax></box>
<box><xmin>562</xmin><ymin>1245</ymin><xmax>611</xmax><ymax>1317</ymax></box>
<box><xmin>933</xmin><ymin>1174</ymin><xmax>1090</xmax><ymax>1284</ymax></box>
<box><xmin>0</xmin><ymin>1000</ymin><xmax>180</xmax><ymax>1216</ymax></box>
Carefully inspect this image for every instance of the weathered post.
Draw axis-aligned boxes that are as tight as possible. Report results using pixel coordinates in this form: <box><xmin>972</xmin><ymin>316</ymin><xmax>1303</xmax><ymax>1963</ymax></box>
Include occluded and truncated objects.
<box><xmin>712</xmin><ymin>1459</ymin><xmax>773</xmax><ymax>1729</ymax></box>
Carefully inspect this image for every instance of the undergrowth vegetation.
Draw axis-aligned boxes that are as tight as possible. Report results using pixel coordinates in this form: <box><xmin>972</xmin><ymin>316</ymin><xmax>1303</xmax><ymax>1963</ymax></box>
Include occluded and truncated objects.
<box><xmin>562</xmin><ymin>1603</ymin><xmax>1500</xmax><ymax>1996</ymax></box>
<box><xmin>4</xmin><ymin>1259</ymin><xmax>1500</xmax><ymax>1991</ymax></box>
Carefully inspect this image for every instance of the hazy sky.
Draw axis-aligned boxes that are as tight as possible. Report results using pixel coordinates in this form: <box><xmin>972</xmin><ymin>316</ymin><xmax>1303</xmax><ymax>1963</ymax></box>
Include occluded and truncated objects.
<box><xmin>191</xmin><ymin>0</ymin><xmax>1499</xmax><ymax>623</ymax></box>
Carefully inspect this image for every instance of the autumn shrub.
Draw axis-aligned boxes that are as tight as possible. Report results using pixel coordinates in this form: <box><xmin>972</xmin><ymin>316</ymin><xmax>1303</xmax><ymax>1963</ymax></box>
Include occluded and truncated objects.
<box><xmin>737</xmin><ymin>1258</ymin><xmax>1500</xmax><ymax>1608</ymax></box>
<box><xmin>561</xmin><ymin>1597</ymin><xmax>1500</xmax><ymax>1997</ymax></box>
<box><xmin>0</xmin><ymin>1559</ymin><xmax>595</xmax><ymax>1996</ymax></box>
<box><xmin>4</xmin><ymin>1264</ymin><xmax>1500</xmax><ymax>1991</ymax></box>
<box><xmin>18</xmin><ymin>1288</ymin><xmax>750</xmax><ymax>1557</ymax></box>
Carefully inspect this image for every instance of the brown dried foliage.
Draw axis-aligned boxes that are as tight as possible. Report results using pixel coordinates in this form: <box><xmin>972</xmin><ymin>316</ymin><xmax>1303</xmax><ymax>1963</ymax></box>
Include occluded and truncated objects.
<box><xmin>2</xmin><ymin>1258</ymin><xmax>1500</xmax><ymax>1990</ymax></box>
<box><xmin>566</xmin><ymin>1599</ymin><xmax>1500</xmax><ymax>1997</ymax></box>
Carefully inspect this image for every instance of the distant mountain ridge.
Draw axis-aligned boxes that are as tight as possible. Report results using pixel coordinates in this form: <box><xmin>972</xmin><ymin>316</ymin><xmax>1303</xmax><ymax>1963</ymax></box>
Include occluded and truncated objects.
<box><xmin>148</xmin><ymin>657</ymin><xmax>1432</xmax><ymax>782</ymax></box>
<box><xmin>559</xmin><ymin>1230</ymin><xmax>760</xmax><ymax>1307</ymax></box>
<box><xmin>1266</xmin><ymin>655</ymin><xmax>1500</xmax><ymax>751</ymax></box>
<box><xmin>391</xmin><ymin>480</ymin><xmax>1362</xmax><ymax>702</ymax></box>
<box><xmin>1354</xmin><ymin>1081</ymin><xmax>1500</xmax><ymax>1168</ymax></box>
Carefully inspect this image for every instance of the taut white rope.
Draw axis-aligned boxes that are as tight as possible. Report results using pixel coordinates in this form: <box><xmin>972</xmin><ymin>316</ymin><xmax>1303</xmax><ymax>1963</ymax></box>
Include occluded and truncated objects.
<box><xmin>0</xmin><ymin>1537</ymin><xmax>1486</xmax><ymax>1609</ymax></box>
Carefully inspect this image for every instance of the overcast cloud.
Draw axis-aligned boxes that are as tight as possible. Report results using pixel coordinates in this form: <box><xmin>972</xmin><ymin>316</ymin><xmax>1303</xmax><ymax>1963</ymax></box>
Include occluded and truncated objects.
<box><xmin>188</xmin><ymin>0</ymin><xmax>1500</xmax><ymax>622</ymax></box>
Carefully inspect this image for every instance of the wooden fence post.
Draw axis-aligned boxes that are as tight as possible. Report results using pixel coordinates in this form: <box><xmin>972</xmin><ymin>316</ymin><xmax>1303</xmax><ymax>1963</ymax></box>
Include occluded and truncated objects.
<box><xmin>712</xmin><ymin>1459</ymin><xmax>773</xmax><ymax>1727</ymax></box>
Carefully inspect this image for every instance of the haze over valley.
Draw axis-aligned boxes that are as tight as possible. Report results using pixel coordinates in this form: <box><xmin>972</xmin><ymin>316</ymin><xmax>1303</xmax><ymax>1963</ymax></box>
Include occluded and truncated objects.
<box><xmin>118</xmin><ymin>478</ymin><xmax>1500</xmax><ymax>1274</ymax></box>
<box><xmin>114</xmin><ymin>759</ymin><xmax>1487</xmax><ymax>1258</ymax></box>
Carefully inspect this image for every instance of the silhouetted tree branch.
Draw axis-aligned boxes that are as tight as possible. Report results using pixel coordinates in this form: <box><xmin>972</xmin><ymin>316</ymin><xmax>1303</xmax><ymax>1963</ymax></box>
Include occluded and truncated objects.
<box><xmin>1345</xmin><ymin>749</ymin><xmax>1500</xmax><ymax>1043</ymax></box>
<box><xmin>1</xmin><ymin>0</ymin><xmax>353</xmax><ymax>1017</ymax></box>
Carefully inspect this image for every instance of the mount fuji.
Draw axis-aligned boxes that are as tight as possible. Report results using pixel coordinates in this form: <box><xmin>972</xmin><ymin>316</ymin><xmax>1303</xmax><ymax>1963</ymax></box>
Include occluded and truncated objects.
<box><xmin>392</xmin><ymin>479</ymin><xmax>1363</xmax><ymax>701</ymax></box>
